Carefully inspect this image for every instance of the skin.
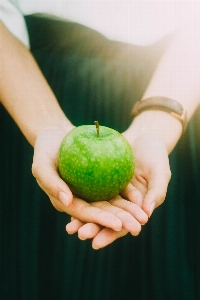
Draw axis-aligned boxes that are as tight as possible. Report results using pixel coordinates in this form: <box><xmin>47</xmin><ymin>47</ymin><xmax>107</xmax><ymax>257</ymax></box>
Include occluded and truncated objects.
<box><xmin>1</xmin><ymin>20</ymin><xmax>200</xmax><ymax>249</ymax></box>
<box><xmin>0</xmin><ymin>21</ymin><xmax>148</xmax><ymax>237</ymax></box>
<box><xmin>66</xmin><ymin>133</ymin><xmax>171</xmax><ymax>249</ymax></box>
<box><xmin>66</xmin><ymin>23</ymin><xmax>200</xmax><ymax>249</ymax></box>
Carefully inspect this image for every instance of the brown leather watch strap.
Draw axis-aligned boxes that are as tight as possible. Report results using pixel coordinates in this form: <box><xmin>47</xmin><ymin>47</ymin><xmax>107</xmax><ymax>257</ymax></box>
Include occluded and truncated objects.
<box><xmin>131</xmin><ymin>96</ymin><xmax>187</xmax><ymax>134</ymax></box>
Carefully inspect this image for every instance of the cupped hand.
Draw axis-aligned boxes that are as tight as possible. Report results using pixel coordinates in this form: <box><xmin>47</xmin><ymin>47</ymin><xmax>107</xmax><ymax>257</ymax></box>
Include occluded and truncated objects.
<box><xmin>67</xmin><ymin>132</ymin><xmax>171</xmax><ymax>249</ymax></box>
<box><xmin>32</xmin><ymin>125</ymin><xmax>147</xmax><ymax>233</ymax></box>
<box><xmin>125</xmin><ymin>132</ymin><xmax>172</xmax><ymax>216</ymax></box>
<box><xmin>66</xmin><ymin>189</ymin><xmax>148</xmax><ymax>249</ymax></box>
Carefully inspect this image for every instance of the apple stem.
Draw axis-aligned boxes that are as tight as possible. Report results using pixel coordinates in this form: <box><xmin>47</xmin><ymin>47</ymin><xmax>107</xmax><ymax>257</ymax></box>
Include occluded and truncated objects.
<box><xmin>94</xmin><ymin>121</ymin><xmax>100</xmax><ymax>137</ymax></box>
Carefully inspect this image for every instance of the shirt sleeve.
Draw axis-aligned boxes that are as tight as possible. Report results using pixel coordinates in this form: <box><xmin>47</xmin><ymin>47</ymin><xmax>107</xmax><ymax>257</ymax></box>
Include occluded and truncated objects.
<box><xmin>0</xmin><ymin>0</ymin><xmax>30</xmax><ymax>48</ymax></box>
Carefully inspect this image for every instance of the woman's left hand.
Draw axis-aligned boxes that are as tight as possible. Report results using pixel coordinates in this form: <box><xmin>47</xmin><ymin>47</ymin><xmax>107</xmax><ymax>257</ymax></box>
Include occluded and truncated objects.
<box><xmin>66</xmin><ymin>132</ymin><xmax>171</xmax><ymax>249</ymax></box>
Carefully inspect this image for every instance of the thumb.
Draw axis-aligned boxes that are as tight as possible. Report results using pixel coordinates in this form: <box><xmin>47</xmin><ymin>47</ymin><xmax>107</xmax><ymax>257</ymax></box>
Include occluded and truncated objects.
<box><xmin>32</xmin><ymin>157</ymin><xmax>73</xmax><ymax>207</ymax></box>
<box><xmin>142</xmin><ymin>168</ymin><xmax>171</xmax><ymax>218</ymax></box>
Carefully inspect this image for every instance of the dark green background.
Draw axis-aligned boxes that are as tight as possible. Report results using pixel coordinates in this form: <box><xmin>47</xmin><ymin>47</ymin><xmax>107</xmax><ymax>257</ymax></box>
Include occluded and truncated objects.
<box><xmin>1</xmin><ymin>14</ymin><xmax>200</xmax><ymax>300</ymax></box>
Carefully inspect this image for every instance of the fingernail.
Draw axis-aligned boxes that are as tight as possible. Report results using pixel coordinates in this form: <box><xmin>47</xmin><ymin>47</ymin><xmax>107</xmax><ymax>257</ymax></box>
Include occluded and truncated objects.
<box><xmin>92</xmin><ymin>245</ymin><xmax>99</xmax><ymax>250</ymax></box>
<box><xmin>149</xmin><ymin>202</ymin><xmax>156</xmax><ymax>217</ymax></box>
<box><xmin>78</xmin><ymin>236</ymin><xmax>86</xmax><ymax>241</ymax></box>
<box><xmin>59</xmin><ymin>191</ymin><xmax>70</xmax><ymax>206</ymax></box>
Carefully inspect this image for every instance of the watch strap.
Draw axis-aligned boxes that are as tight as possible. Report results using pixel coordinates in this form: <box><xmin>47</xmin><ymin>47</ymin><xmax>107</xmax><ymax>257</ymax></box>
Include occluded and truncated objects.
<box><xmin>131</xmin><ymin>96</ymin><xmax>187</xmax><ymax>133</ymax></box>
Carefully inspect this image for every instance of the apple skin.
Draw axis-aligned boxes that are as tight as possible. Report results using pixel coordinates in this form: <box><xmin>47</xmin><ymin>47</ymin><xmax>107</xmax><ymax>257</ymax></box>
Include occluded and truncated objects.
<box><xmin>58</xmin><ymin>125</ymin><xmax>134</xmax><ymax>202</ymax></box>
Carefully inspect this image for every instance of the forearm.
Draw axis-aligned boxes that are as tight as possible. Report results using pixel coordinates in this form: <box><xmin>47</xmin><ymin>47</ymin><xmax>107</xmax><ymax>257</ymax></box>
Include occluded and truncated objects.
<box><xmin>0</xmin><ymin>21</ymin><xmax>73</xmax><ymax>146</ymax></box>
<box><xmin>125</xmin><ymin>24</ymin><xmax>200</xmax><ymax>154</ymax></box>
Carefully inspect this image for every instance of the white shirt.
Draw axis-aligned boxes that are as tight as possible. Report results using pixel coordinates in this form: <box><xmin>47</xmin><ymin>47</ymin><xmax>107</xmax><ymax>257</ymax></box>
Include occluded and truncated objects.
<box><xmin>0</xmin><ymin>0</ymin><xmax>29</xmax><ymax>47</ymax></box>
<box><xmin>1</xmin><ymin>1</ymin><xmax>200</xmax><ymax>48</ymax></box>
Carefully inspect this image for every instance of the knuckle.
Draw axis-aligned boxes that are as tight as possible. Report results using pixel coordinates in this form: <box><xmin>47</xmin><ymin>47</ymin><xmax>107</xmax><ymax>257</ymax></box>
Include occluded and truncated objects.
<box><xmin>49</xmin><ymin>196</ymin><xmax>63</xmax><ymax>212</ymax></box>
<box><xmin>93</xmin><ymin>209</ymin><xmax>105</xmax><ymax>220</ymax></box>
<box><xmin>116</xmin><ymin>209</ymin><xmax>128</xmax><ymax>220</ymax></box>
<box><xmin>92</xmin><ymin>201</ymin><xmax>111</xmax><ymax>210</ymax></box>
<box><xmin>99</xmin><ymin>201</ymin><xmax>111</xmax><ymax>209</ymax></box>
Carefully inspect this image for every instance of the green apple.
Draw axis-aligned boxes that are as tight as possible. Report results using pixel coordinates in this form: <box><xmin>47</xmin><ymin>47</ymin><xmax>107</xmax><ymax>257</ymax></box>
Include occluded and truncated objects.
<box><xmin>58</xmin><ymin>122</ymin><xmax>134</xmax><ymax>202</ymax></box>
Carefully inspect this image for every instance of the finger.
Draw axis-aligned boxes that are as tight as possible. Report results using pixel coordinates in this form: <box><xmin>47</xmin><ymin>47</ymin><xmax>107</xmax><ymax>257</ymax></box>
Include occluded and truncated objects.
<box><xmin>120</xmin><ymin>183</ymin><xmax>144</xmax><ymax>207</ymax></box>
<box><xmin>36</xmin><ymin>180</ymin><xmax>66</xmax><ymax>212</ymax></box>
<box><xmin>67</xmin><ymin>219</ymin><xmax>127</xmax><ymax>247</ymax></box>
<box><xmin>142</xmin><ymin>168</ymin><xmax>171</xmax><ymax>217</ymax></box>
<box><xmin>91</xmin><ymin>199</ymin><xmax>142</xmax><ymax>235</ymax></box>
<box><xmin>69</xmin><ymin>198</ymin><xmax>122</xmax><ymax>231</ymax></box>
<box><xmin>32</xmin><ymin>156</ymin><xmax>73</xmax><ymax>207</ymax></box>
<box><xmin>66</xmin><ymin>219</ymin><xmax>85</xmax><ymax>234</ymax></box>
<box><xmin>78</xmin><ymin>223</ymin><xmax>102</xmax><ymax>240</ymax></box>
<box><xmin>92</xmin><ymin>228</ymin><xmax>128</xmax><ymax>250</ymax></box>
<box><xmin>47</xmin><ymin>194</ymin><xmax>122</xmax><ymax>231</ymax></box>
<box><xmin>109</xmin><ymin>196</ymin><xmax>148</xmax><ymax>225</ymax></box>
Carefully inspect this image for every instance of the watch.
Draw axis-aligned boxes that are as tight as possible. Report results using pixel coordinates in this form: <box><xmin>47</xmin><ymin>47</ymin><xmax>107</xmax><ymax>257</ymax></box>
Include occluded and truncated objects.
<box><xmin>131</xmin><ymin>96</ymin><xmax>187</xmax><ymax>134</ymax></box>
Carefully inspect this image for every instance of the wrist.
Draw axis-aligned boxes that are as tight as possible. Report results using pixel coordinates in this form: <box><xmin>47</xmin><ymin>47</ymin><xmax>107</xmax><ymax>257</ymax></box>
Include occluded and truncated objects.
<box><xmin>124</xmin><ymin>110</ymin><xmax>182</xmax><ymax>154</ymax></box>
<box><xmin>32</xmin><ymin>118</ymin><xmax>75</xmax><ymax>147</ymax></box>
